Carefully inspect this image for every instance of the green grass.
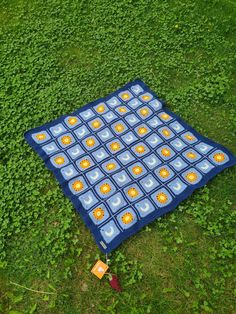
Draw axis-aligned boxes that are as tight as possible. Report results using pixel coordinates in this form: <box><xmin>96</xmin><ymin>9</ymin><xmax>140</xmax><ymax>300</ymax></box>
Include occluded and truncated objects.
<box><xmin>0</xmin><ymin>0</ymin><xmax>236</xmax><ymax>313</ymax></box>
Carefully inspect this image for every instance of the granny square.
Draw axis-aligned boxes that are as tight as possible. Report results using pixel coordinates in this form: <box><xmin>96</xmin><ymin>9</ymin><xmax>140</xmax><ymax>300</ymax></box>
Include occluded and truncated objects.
<box><xmin>25</xmin><ymin>79</ymin><xmax>236</xmax><ymax>253</ymax></box>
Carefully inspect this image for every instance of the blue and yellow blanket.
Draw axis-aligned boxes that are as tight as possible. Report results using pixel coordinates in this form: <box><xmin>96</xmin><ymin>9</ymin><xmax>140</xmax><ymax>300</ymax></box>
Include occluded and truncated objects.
<box><xmin>25</xmin><ymin>80</ymin><xmax>236</xmax><ymax>253</ymax></box>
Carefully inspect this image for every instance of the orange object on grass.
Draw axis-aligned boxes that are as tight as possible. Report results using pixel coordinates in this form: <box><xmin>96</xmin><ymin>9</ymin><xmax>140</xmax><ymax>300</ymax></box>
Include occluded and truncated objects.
<box><xmin>91</xmin><ymin>260</ymin><xmax>109</xmax><ymax>279</ymax></box>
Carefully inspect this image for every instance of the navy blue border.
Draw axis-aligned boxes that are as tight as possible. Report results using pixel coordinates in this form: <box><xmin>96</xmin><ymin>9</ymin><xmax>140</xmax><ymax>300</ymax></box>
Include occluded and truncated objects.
<box><xmin>24</xmin><ymin>79</ymin><xmax>236</xmax><ymax>253</ymax></box>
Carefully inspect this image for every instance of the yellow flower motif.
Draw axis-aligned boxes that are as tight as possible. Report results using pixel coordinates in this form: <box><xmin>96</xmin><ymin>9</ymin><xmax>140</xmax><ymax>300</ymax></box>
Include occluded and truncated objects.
<box><xmin>68</xmin><ymin>117</ymin><xmax>78</xmax><ymax>125</ymax></box>
<box><xmin>36</xmin><ymin>133</ymin><xmax>46</xmax><ymax>141</ymax></box>
<box><xmin>92</xmin><ymin>120</ymin><xmax>101</xmax><ymax>128</ymax></box>
<box><xmin>156</xmin><ymin>192</ymin><xmax>168</xmax><ymax>204</ymax></box>
<box><xmin>121</xmin><ymin>212</ymin><xmax>134</xmax><ymax>224</ymax></box>
<box><xmin>100</xmin><ymin>183</ymin><xmax>111</xmax><ymax>194</ymax></box>
<box><xmin>61</xmin><ymin>135</ymin><xmax>72</xmax><ymax>145</ymax></box>
<box><xmin>127</xmin><ymin>187</ymin><xmax>139</xmax><ymax>198</ymax></box>
<box><xmin>54</xmin><ymin>156</ymin><xmax>65</xmax><ymax>165</ymax></box>
<box><xmin>80</xmin><ymin>159</ymin><xmax>91</xmax><ymax>169</ymax></box>
<box><xmin>106</xmin><ymin>163</ymin><xmax>116</xmax><ymax>171</ymax></box>
<box><xmin>135</xmin><ymin>145</ymin><xmax>145</xmax><ymax>154</ymax></box>
<box><xmin>110</xmin><ymin>142</ymin><xmax>120</xmax><ymax>151</ymax></box>
<box><xmin>115</xmin><ymin>124</ymin><xmax>124</xmax><ymax>132</ymax></box>
<box><xmin>161</xmin><ymin>148</ymin><xmax>171</xmax><ymax>157</ymax></box>
<box><xmin>72</xmin><ymin>180</ymin><xmax>84</xmax><ymax>191</ymax></box>
<box><xmin>118</xmin><ymin>107</ymin><xmax>127</xmax><ymax>113</ymax></box>
<box><xmin>159</xmin><ymin>168</ymin><xmax>170</xmax><ymax>178</ymax></box>
<box><xmin>161</xmin><ymin>113</ymin><xmax>170</xmax><ymax>120</ymax></box>
<box><xmin>140</xmin><ymin>108</ymin><xmax>149</xmax><ymax>116</ymax></box>
<box><xmin>213</xmin><ymin>153</ymin><xmax>225</xmax><ymax>163</ymax></box>
<box><xmin>121</xmin><ymin>93</ymin><xmax>130</xmax><ymax>100</ymax></box>
<box><xmin>187</xmin><ymin>152</ymin><xmax>196</xmax><ymax>159</ymax></box>
<box><xmin>132</xmin><ymin>166</ymin><xmax>143</xmax><ymax>175</ymax></box>
<box><xmin>86</xmin><ymin>138</ymin><xmax>95</xmax><ymax>147</ymax></box>
<box><xmin>138</xmin><ymin>127</ymin><xmax>147</xmax><ymax>135</ymax></box>
<box><xmin>93</xmin><ymin>207</ymin><xmax>105</xmax><ymax>220</ymax></box>
<box><xmin>162</xmin><ymin>129</ymin><xmax>170</xmax><ymax>137</ymax></box>
<box><xmin>97</xmin><ymin>105</ymin><xmax>105</xmax><ymax>113</ymax></box>
<box><xmin>186</xmin><ymin>172</ymin><xmax>198</xmax><ymax>182</ymax></box>
<box><xmin>142</xmin><ymin>95</ymin><xmax>151</xmax><ymax>101</ymax></box>
<box><xmin>185</xmin><ymin>134</ymin><xmax>195</xmax><ymax>141</ymax></box>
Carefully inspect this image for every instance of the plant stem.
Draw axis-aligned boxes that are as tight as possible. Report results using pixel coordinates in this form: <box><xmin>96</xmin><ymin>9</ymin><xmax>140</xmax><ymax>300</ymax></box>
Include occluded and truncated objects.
<box><xmin>10</xmin><ymin>281</ymin><xmax>56</xmax><ymax>295</ymax></box>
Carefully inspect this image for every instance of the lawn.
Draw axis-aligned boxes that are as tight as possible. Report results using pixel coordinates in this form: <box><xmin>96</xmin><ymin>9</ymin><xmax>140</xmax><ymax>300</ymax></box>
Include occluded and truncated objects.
<box><xmin>0</xmin><ymin>0</ymin><xmax>236</xmax><ymax>313</ymax></box>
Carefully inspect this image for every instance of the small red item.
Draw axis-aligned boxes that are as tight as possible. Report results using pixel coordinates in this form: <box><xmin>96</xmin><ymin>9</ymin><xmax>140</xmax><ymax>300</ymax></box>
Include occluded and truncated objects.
<box><xmin>108</xmin><ymin>274</ymin><xmax>122</xmax><ymax>292</ymax></box>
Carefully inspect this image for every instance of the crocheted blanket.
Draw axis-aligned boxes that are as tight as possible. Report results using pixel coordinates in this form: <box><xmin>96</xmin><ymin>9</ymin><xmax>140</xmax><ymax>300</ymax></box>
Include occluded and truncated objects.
<box><xmin>25</xmin><ymin>80</ymin><xmax>236</xmax><ymax>253</ymax></box>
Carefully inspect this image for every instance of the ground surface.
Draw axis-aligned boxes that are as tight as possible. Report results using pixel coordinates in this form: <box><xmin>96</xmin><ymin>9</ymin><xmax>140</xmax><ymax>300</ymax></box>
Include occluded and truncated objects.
<box><xmin>0</xmin><ymin>0</ymin><xmax>236</xmax><ymax>313</ymax></box>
